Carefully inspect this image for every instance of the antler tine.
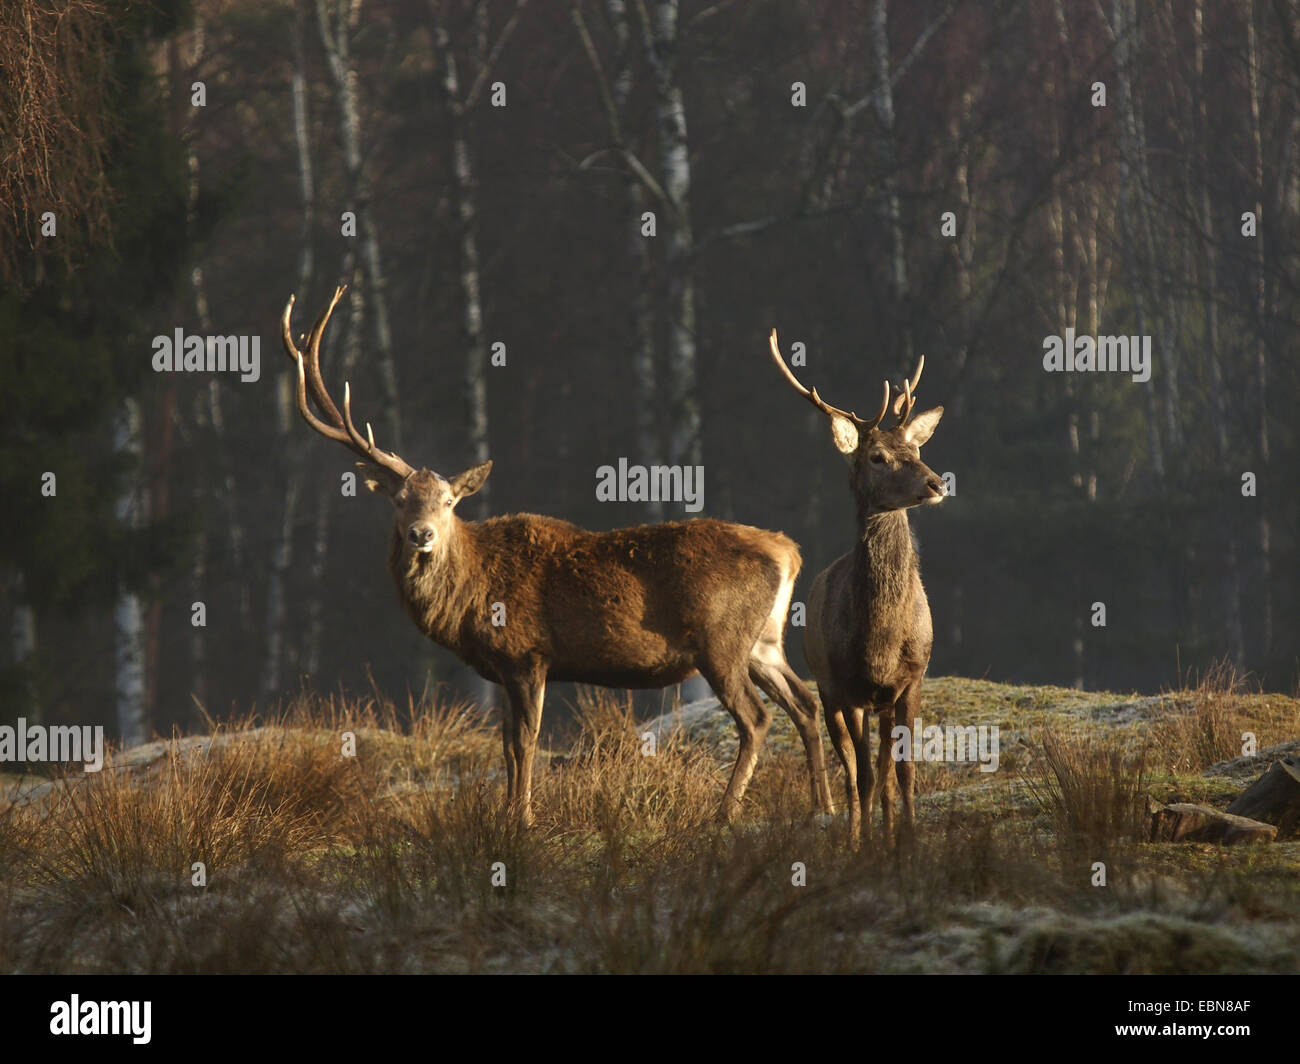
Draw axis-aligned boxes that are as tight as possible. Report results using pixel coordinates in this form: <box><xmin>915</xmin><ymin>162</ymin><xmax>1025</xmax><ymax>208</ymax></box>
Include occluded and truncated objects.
<box><xmin>302</xmin><ymin>286</ymin><xmax>348</xmax><ymax>426</ymax></box>
<box><xmin>291</xmin><ymin>349</ymin><xmax>350</xmax><ymax>444</ymax></box>
<box><xmin>280</xmin><ymin>294</ymin><xmax>300</xmax><ymax>357</ymax></box>
<box><xmin>282</xmin><ymin>287</ymin><xmax>348</xmax><ymax>428</ymax></box>
<box><xmin>769</xmin><ymin>330</ymin><xmax>889</xmax><ymax>430</ymax></box>
<box><xmin>283</xmin><ymin>289</ymin><xmax>415</xmax><ymax>480</ymax></box>
<box><xmin>889</xmin><ymin>355</ymin><xmax>925</xmax><ymax>425</ymax></box>
<box><xmin>908</xmin><ymin>354</ymin><xmax>924</xmax><ymax>395</ymax></box>
<box><xmin>866</xmin><ymin>378</ymin><xmax>890</xmax><ymax>430</ymax></box>
<box><xmin>343</xmin><ymin>381</ymin><xmax>415</xmax><ymax>480</ymax></box>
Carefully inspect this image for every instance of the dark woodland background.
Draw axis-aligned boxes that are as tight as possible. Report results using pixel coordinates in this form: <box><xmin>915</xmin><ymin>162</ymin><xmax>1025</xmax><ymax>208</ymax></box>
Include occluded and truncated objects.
<box><xmin>2</xmin><ymin>0</ymin><xmax>1297</xmax><ymax>745</ymax></box>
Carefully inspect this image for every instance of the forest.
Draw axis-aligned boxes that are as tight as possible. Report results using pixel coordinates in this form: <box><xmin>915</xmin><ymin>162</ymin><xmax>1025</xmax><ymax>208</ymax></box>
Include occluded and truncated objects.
<box><xmin>2</xmin><ymin>0</ymin><xmax>1297</xmax><ymax>746</ymax></box>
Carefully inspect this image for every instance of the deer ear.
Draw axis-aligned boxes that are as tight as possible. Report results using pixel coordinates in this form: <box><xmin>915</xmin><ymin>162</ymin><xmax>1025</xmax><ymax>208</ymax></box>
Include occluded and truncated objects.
<box><xmin>357</xmin><ymin>461</ymin><xmax>404</xmax><ymax>496</ymax></box>
<box><xmin>450</xmin><ymin>460</ymin><xmax>492</xmax><ymax>500</ymax></box>
<box><xmin>904</xmin><ymin>406</ymin><xmax>943</xmax><ymax>447</ymax></box>
<box><xmin>829</xmin><ymin>414</ymin><xmax>860</xmax><ymax>456</ymax></box>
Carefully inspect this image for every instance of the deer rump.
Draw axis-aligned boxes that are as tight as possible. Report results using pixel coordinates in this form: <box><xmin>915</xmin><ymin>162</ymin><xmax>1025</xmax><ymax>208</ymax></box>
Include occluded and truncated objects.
<box><xmin>391</xmin><ymin>513</ymin><xmax>801</xmax><ymax>690</ymax></box>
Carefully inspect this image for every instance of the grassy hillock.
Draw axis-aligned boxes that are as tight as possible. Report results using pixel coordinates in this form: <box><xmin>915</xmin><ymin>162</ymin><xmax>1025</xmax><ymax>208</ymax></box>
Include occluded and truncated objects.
<box><xmin>1</xmin><ymin>671</ymin><xmax>1297</xmax><ymax>973</ymax></box>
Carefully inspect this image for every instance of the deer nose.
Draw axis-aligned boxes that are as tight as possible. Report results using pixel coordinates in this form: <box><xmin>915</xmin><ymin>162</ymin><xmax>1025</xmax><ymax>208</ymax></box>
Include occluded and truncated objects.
<box><xmin>927</xmin><ymin>476</ymin><xmax>946</xmax><ymax>496</ymax></box>
<box><xmin>408</xmin><ymin>524</ymin><xmax>435</xmax><ymax>548</ymax></box>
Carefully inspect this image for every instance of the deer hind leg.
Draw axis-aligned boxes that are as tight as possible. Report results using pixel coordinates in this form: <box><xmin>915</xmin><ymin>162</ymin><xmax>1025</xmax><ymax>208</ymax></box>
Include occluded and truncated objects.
<box><xmin>748</xmin><ymin>639</ymin><xmax>835</xmax><ymax>815</ymax></box>
<box><xmin>499</xmin><ymin>694</ymin><xmax>517</xmax><ymax>804</ymax></box>
<box><xmin>502</xmin><ymin>668</ymin><xmax>546</xmax><ymax>827</ymax></box>
<box><xmin>704</xmin><ymin>664</ymin><xmax>773</xmax><ymax>823</ymax></box>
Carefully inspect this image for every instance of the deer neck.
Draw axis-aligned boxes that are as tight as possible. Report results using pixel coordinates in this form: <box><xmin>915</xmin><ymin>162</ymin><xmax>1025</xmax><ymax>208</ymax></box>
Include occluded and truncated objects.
<box><xmin>852</xmin><ymin>509</ymin><xmax>915</xmax><ymax>622</ymax></box>
<box><xmin>388</xmin><ymin>520</ymin><xmax>481</xmax><ymax>651</ymax></box>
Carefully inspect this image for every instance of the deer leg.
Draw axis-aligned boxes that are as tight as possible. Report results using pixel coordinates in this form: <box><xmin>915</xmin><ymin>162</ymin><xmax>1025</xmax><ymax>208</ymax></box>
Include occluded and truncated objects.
<box><xmin>499</xmin><ymin>693</ymin><xmax>517</xmax><ymax>804</ymax></box>
<box><xmin>707</xmin><ymin>667</ymin><xmax>773</xmax><ymax>822</ymax></box>
<box><xmin>502</xmin><ymin>670</ymin><xmax>545</xmax><ymax>827</ymax></box>
<box><xmin>748</xmin><ymin>654</ymin><xmax>835</xmax><ymax>815</ymax></box>
<box><xmin>894</xmin><ymin>682</ymin><xmax>921</xmax><ymax>837</ymax></box>
<box><xmin>876</xmin><ymin>708</ymin><xmax>900</xmax><ymax>843</ymax></box>
<box><xmin>847</xmin><ymin>706</ymin><xmax>874</xmax><ymax>844</ymax></box>
<box><xmin>823</xmin><ymin>699</ymin><xmax>859</xmax><ymax>843</ymax></box>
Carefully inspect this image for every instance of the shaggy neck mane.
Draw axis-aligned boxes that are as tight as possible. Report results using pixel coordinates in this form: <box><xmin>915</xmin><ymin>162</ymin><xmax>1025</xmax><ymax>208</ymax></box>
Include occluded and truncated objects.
<box><xmin>853</xmin><ymin>510</ymin><xmax>915</xmax><ymax>652</ymax></box>
<box><xmin>388</xmin><ymin>520</ymin><xmax>481</xmax><ymax>652</ymax></box>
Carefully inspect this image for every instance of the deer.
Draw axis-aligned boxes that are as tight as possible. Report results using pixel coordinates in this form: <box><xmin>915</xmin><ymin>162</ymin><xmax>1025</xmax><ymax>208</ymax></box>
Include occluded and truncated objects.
<box><xmin>768</xmin><ymin>331</ymin><xmax>945</xmax><ymax>846</ymax></box>
<box><xmin>279</xmin><ymin>287</ymin><xmax>836</xmax><ymax>826</ymax></box>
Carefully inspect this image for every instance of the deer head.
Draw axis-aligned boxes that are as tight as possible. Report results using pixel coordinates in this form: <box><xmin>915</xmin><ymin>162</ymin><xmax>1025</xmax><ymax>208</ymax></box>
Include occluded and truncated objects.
<box><xmin>281</xmin><ymin>287</ymin><xmax>492</xmax><ymax>561</ymax></box>
<box><xmin>768</xmin><ymin>331</ymin><xmax>945</xmax><ymax>520</ymax></box>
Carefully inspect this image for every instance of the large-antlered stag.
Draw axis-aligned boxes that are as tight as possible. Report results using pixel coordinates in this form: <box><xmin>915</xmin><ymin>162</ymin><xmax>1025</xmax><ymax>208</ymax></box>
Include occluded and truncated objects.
<box><xmin>280</xmin><ymin>288</ymin><xmax>835</xmax><ymax>825</ymax></box>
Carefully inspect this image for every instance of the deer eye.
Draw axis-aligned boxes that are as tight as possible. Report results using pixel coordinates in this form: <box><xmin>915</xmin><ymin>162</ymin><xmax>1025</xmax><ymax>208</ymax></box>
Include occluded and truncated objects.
<box><xmin>444</xmin><ymin>498</ymin><xmax>453</xmax><ymax>508</ymax></box>
<box><xmin>869</xmin><ymin>453</ymin><xmax>886</xmax><ymax>465</ymax></box>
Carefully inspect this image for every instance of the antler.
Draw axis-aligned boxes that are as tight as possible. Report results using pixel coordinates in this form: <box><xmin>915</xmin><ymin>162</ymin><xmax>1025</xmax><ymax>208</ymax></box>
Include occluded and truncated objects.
<box><xmin>889</xmin><ymin>355</ymin><xmax>925</xmax><ymax>426</ymax></box>
<box><xmin>281</xmin><ymin>287</ymin><xmax>415</xmax><ymax>481</ymax></box>
<box><xmin>768</xmin><ymin>330</ymin><xmax>891</xmax><ymax>431</ymax></box>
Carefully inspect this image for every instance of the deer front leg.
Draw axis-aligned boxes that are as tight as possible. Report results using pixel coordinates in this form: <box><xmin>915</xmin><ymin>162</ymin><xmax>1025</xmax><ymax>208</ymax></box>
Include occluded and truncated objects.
<box><xmin>846</xmin><ymin>706</ymin><xmax>873</xmax><ymax>846</ymax></box>
<box><xmin>709</xmin><ymin>667</ymin><xmax>774</xmax><ymax>822</ymax></box>
<box><xmin>875</xmin><ymin>709</ymin><xmax>898</xmax><ymax>843</ymax></box>
<box><xmin>502</xmin><ymin>668</ymin><xmax>546</xmax><ymax>827</ymax></box>
<box><xmin>823</xmin><ymin>700</ymin><xmax>859</xmax><ymax>844</ymax></box>
<box><xmin>894</xmin><ymin>681</ymin><xmax>921</xmax><ymax>837</ymax></box>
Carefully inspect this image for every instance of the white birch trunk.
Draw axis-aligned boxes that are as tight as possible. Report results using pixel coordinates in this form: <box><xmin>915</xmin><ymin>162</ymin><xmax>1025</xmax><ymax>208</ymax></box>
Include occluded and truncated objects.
<box><xmin>263</xmin><ymin>0</ymin><xmax>317</xmax><ymax>700</ymax></box>
<box><xmin>1110</xmin><ymin>0</ymin><xmax>1164</xmax><ymax>478</ymax></box>
<box><xmin>317</xmin><ymin>0</ymin><xmax>401</xmax><ymax>449</ymax></box>
<box><xmin>433</xmin><ymin>9</ymin><xmax>493</xmax><ymax>711</ymax></box>
<box><xmin>1194</xmin><ymin>0</ymin><xmax>1244</xmax><ymax>663</ymax></box>
<box><xmin>1245</xmin><ymin>0</ymin><xmax>1273</xmax><ymax>653</ymax></box>
<box><xmin>434</xmin><ymin>23</ymin><xmax>492</xmax><ymax>515</ymax></box>
<box><xmin>113</xmin><ymin>398</ymin><xmax>147</xmax><ymax>747</ymax></box>
<box><xmin>611</xmin><ymin>0</ymin><xmax>661</xmax><ymax>517</ymax></box>
<box><xmin>643</xmin><ymin>0</ymin><xmax>699</xmax><ymax>470</ymax></box>
<box><xmin>642</xmin><ymin>0</ymin><xmax>704</xmax><ymax>700</ymax></box>
<box><xmin>870</xmin><ymin>0</ymin><xmax>911</xmax><ymax>362</ymax></box>
<box><xmin>10</xmin><ymin>571</ymin><xmax>37</xmax><ymax>720</ymax></box>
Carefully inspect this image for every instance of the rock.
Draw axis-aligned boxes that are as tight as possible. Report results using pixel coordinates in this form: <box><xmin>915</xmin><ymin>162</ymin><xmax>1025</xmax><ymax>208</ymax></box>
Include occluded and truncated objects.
<box><xmin>1204</xmin><ymin>738</ymin><xmax>1300</xmax><ymax>779</ymax></box>
<box><xmin>1148</xmin><ymin>802</ymin><xmax>1276</xmax><ymax>845</ymax></box>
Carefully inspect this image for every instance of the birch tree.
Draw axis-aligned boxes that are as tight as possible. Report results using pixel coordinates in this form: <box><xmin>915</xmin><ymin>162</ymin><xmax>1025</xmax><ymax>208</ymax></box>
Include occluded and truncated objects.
<box><xmin>1107</xmin><ymin>0</ymin><xmax>1164</xmax><ymax>478</ymax></box>
<box><xmin>571</xmin><ymin>0</ymin><xmax>662</xmax><ymax>517</ymax></box>
<box><xmin>429</xmin><ymin>0</ymin><xmax>526</xmax><ymax>708</ymax></box>
<box><xmin>1244</xmin><ymin>0</ymin><xmax>1273</xmax><ymax>654</ymax></box>
<box><xmin>263</xmin><ymin>0</ymin><xmax>317</xmax><ymax>699</ymax></box>
<box><xmin>431</xmin><ymin>0</ymin><xmax>527</xmax><ymax>519</ymax></box>
<box><xmin>869</xmin><ymin>0</ymin><xmax>911</xmax><ymax>359</ymax></box>
<box><xmin>113</xmin><ymin>397</ymin><xmax>146</xmax><ymax>747</ymax></box>
<box><xmin>9</xmin><ymin>571</ymin><xmax>37</xmax><ymax>721</ymax></box>
<box><xmin>1194</xmin><ymin>0</ymin><xmax>1244</xmax><ymax>663</ymax></box>
<box><xmin>638</xmin><ymin>0</ymin><xmax>699</xmax><ymax>470</ymax></box>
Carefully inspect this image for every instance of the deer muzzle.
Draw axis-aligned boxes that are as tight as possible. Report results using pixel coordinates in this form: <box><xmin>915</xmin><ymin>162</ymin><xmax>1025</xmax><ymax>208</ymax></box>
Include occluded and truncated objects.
<box><xmin>408</xmin><ymin>524</ymin><xmax>437</xmax><ymax>552</ymax></box>
<box><xmin>921</xmin><ymin>475</ymin><xmax>946</xmax><ymax>503</ymax></box>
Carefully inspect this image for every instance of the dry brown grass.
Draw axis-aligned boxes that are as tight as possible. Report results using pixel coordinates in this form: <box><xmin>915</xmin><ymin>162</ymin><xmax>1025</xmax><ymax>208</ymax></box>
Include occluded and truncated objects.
<box><xmin>1023</xmin><ymin>730</ymin><xmax>1151</xmax><ymax>860</ymax></box>
<box><xmin>1149</xmin><ymin>661</ymin><xmax>1254</xmax><ymax>774</ymax></box>
<box><xmin>1</xmin><ymin>684</ymin><xmax>1297</xmax><ymax>974</ymax></box>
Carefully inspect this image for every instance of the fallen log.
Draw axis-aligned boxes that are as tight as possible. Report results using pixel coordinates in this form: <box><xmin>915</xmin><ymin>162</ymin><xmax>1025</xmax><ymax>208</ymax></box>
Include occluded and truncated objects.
<box><xmin>1225</xmin><ymin>756</ymin><xmax>1300</xmax><ymax>839</ymax></box>
<box><xmin>1148</xmin><ymin>802</ymin><xmax>1276</xmax><ymax>845</ymax></box>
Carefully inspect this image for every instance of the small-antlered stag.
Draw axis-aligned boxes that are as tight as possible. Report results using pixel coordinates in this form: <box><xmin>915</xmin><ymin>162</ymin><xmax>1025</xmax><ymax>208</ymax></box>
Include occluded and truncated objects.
<box><xmin>280</xmin><ymin>288</ymin><xmax>835</xmax><ymax>825</ymax></box>
<box><xmin>768</xmin><ymin>331</ymin><xmax>945</xmax><ymax>846</ymax></box>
